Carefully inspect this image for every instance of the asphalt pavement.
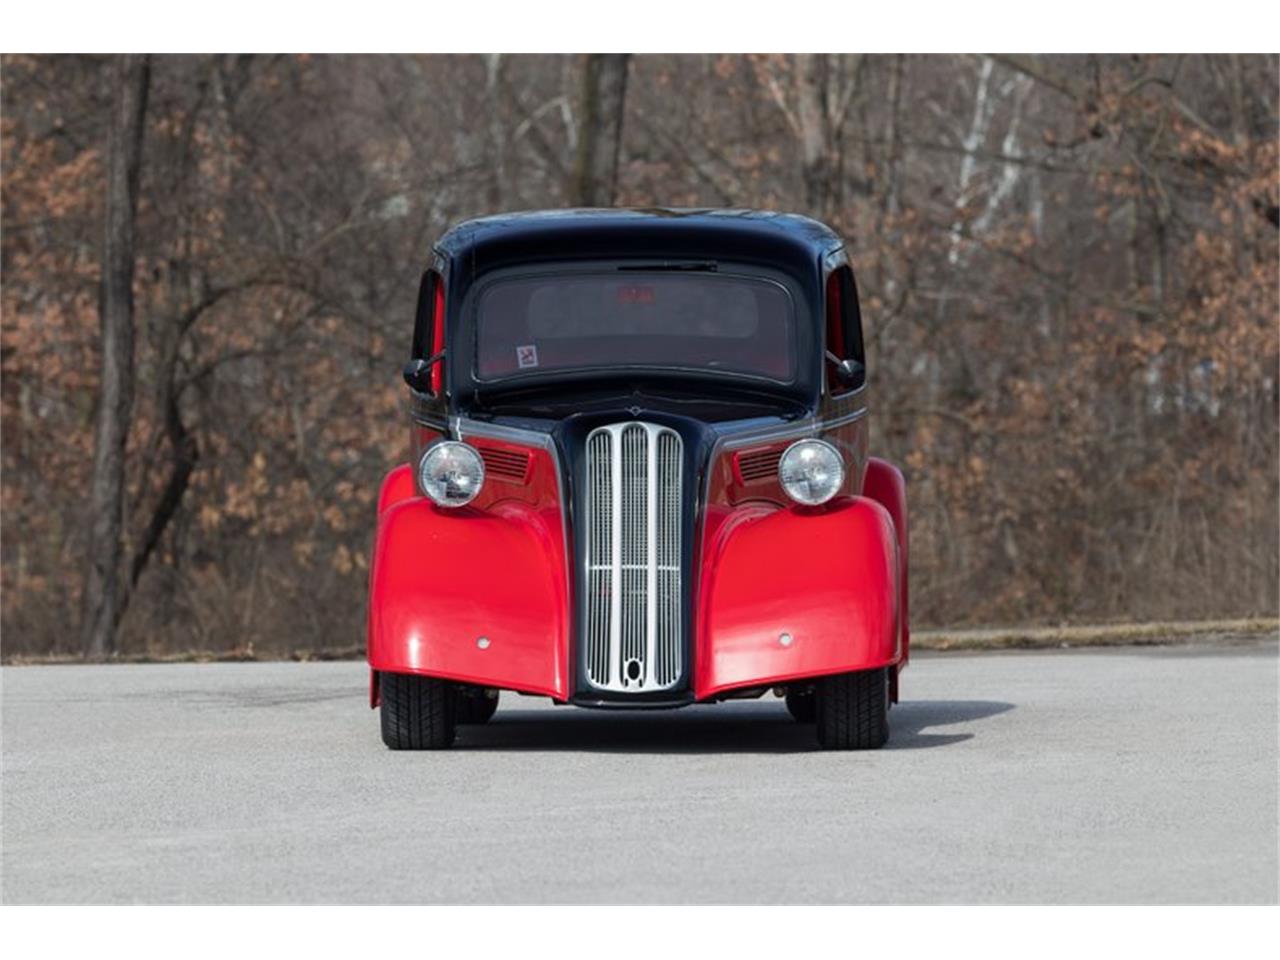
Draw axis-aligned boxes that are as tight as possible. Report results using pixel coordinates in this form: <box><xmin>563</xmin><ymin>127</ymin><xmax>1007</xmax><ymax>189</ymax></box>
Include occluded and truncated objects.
<box><xmin>2</xmin><ymin>641</ymin><xmax>1276</xmax><ymax>903</ymax></box>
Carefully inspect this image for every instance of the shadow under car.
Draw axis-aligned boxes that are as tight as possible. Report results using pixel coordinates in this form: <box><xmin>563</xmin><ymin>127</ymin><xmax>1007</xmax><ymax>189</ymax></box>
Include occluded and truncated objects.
<box><xmin>447</xmin><ymin>698</ymin><xmax>1015</xmax><ymax>754</ymax></box>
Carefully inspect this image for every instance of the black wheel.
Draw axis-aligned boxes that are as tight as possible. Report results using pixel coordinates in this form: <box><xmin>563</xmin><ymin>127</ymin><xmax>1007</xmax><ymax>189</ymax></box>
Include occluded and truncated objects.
<box><xmin>457</xmin><ymin>689</ymin><xmax>499</xmax><ymax>724</ymax></box>
<box><xmin>815</xmin><ymin>667</ymin><xmax>889</xmax><ymax>750</ymax></box>
<box><xmin>785</xmin><ymin>689</ymin><xmax>816</xmax><ymax>723</ymax></box>
<box><xmin>379</xmin><ymin>672</ymin><xmax>457</xmax><ymax>750</ymax></box>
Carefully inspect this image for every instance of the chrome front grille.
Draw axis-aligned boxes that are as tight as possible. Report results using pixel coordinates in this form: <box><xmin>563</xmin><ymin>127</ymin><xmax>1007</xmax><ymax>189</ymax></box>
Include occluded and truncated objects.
<box><xmin>584</xmin><ymin>422</ymin><xmax>683</xmax><ymax>692</ymax></box>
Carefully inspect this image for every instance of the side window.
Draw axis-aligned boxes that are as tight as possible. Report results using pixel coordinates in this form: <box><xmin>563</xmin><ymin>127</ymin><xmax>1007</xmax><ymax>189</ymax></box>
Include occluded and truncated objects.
<box><xmin>410</xmin><ymin>270</ymin><xmax>436</xmax><ymax>359</ymax></box>
<box><xmin>824</xmin><ymin>265</ymin><xmax>865</xmax><ymax>396</ymax></box>
<box><xmin>409</xmin><ymin>270</ymin><xmax>446</xmax><ymax>395</ymax></box>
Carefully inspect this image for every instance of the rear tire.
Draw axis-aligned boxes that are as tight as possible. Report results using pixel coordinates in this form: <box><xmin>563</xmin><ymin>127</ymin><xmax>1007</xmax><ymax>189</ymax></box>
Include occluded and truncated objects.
<box><xmin>457</xmin><ymin>690</ymin><xmax>499</xmax><ymax>724</ymax></box>
<box><xmin>379</xmin><ymin>672</ymin><xmax>457</xmax><ymax>749</ymax></box>
<box><xmin>785</xmin><ymin>689</ymin><xmax>816</xmax><ymax>723</ymax></box>
<box><xmin>815</xmin><ymin>667</ymin><xmax>889</xmax><ymax>750</ymax></box>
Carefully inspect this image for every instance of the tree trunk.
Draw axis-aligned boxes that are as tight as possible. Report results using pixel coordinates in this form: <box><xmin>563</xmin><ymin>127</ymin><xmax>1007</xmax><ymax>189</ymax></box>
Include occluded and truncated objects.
<box><xmin>571</xmin><ymin>54</ymin><xmax>629</xmax><ymax>206</ymax></box>
<box><xmin>880</xmin><ymin>54</ymin><xmax>905</xmax><ymax>216</ymax></box>
<box><xmin>484</xmin><ymin>54</ymin><xmax>508</xmax><ymax>211</ymax></box>
<box><xmin>81</xmin><ymin>54</ymin><xmax>150</xmax><ymax>659</ymax></box>
<box><xmin>757</xmin><ymin>54</ymin><xmax>855</xmax><ymax>221</ymax></box>
<box><xmin>794</xmin><ymin>53</ymin><xmax>833</xmax><ymax>217</ymax></box>
<box><xmin>125</xmin><ymin>377</ymin><xmax>197</xmax><ymax>604</ymax></box>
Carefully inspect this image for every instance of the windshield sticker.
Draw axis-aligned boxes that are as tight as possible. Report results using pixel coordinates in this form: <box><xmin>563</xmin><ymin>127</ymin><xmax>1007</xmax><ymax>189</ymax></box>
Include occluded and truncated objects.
<box><xmin>617</xmin><ymin>284</ymin><xmax>655</xmax><ymax>304</ymax></box>
<box><xmin>516</xmin><ymin>344</ymin><xmax>539</xmax><ymax>369</ymax></box>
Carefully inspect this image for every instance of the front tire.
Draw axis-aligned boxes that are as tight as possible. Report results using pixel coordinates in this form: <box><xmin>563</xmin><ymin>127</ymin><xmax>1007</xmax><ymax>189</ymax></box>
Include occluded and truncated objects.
<box><xmin>815</xmin><ymin>667</ymin><xmax>890</xmax><ymax>750</ymax></box>
<box><xmin>379</xmin><ymin>672</ymin><xmax>457</xmax><ymax>749</ymax></box>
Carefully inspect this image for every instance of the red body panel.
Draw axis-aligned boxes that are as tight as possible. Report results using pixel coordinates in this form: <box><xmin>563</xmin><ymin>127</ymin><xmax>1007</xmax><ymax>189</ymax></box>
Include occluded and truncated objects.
<box><xmin>366</xmin><ymin>447</ymin><xmax>571</xmax><ymax>700</ymax></box>
<box><xmin>370</xmin><ymin>465</ymin><xmax>428</xmax><ymax>706</ymax></box>
<box><xmin>693</xmin><ymin>495</ymin><xmax>901</xmax><ymax>700</ymax></box>
<box><xmin>862</xmin><ymin>456</ymin><xmax>909</xmax><ymax>664</ymax></box>
<box><xmin>376</xmin><ymin>464</ymin><xmax>418</xmax><ymax>517</ymax></box>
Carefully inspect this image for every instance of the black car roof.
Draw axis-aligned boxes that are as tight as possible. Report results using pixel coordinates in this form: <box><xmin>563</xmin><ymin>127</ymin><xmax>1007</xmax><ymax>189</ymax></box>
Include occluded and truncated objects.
<box><xmin>433</xmin><ymin>208</ymin><xmax>845</xmax><ymax>277</ymax></box>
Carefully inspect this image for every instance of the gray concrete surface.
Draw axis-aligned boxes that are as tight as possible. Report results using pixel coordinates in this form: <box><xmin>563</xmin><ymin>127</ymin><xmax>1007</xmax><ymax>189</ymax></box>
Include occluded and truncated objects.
<box><xmin>3</xmin><ymin>642</ymin><xmax>1276</xmax><ymax>903</ymax></box>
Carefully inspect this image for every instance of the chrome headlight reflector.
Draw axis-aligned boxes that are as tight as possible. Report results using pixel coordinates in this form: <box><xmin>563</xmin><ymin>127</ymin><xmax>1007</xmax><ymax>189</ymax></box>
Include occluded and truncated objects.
<box><xmin>778</xmin><ymin>439</ymin><xmax>845</xmax><ymax>506</ymax></box>
<box><xmin>418</xmin><ymin>442</ymin><xmax>485</xmax><ymax>508</ymax></box>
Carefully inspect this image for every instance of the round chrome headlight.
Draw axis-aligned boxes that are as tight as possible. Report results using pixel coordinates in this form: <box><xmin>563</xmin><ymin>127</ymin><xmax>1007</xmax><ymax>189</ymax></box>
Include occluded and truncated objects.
<box><xmin>417</xmin><ymin>442</ymin><xmax>485</xmax><ymax>508</ymax></box>
<box><xmin>778</xmin><ymin>439</ymin><xmax>845</xmax><ymax>506</ymax></box>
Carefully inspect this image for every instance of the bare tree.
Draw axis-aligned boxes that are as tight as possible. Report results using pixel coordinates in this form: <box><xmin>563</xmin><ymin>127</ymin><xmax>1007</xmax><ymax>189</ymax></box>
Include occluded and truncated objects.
<box><xmin>571</xmin><ymin>54</ymin><xmax>629</xmax><ymax>206</ymax></box>
<box><xmin>80</xmin><ymin>54</ymin><xmax>151</xmax><ymax>659</ymax></box>
<box><xmin>756</xmin><ymin>54</ymin><xmax>860</xmax><ymax>220</ymax></box>
<box><xmin>1</xmin><ymin>54</ymin><xmax>1273</xmax><ymax>660</ymax></box>
<box><xmin>484</xmin><ymin>54</ymin><xmax>508</xmax><ymax>210</ymax></box>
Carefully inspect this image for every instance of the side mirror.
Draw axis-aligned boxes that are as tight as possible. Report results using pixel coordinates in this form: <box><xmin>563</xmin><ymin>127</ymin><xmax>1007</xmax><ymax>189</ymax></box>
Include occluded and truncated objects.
<box><xmin>826</xmin><ymin>352</ymin><xmax>865</xmax><ymax>391</ymax></box>
<box><xmin>403</xmin><ymin>358</ymin><xmax>435</xmax><ymax>393</ymax></box>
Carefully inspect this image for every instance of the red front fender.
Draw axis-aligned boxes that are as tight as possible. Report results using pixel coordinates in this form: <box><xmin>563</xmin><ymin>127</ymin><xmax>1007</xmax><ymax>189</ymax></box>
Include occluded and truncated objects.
<box><xmin>694</xmin><ymin>496</ymin><xmax>901</xmax><ymax>700</ymax></box>
<box><xmin>366</xmin><ymin>484</ymin><xmax>571</xmax><ymax>701</ymax></box>
<box><xmin>863</xmin><ymin>456</ymin><xmax>909</xmax><ymax>664</ymax></box>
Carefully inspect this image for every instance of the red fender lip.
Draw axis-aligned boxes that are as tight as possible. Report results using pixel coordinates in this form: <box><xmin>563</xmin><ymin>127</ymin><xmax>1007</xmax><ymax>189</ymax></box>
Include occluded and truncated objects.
<box><xmin>693</xmin><ymin>495</ymin><xmax>901</xmax><ymax>700</ymax></box>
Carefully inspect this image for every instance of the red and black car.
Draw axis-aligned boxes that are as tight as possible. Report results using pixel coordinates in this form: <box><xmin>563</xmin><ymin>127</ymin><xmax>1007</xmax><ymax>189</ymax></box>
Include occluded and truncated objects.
<box><xmin>367</xmin><ymin>209</ymin><xmax>909</xmax><ymax>749</ymax></box>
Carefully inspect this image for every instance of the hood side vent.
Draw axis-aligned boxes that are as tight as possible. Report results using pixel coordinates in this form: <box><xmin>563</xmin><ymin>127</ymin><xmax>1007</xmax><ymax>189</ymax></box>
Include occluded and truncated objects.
<box><xmin>735</xmin><ymin>447</ymin><xmax>783</xmax><ymax>483</ymax></box>
<box><xmin>478</xmin><ymin>446</ymin><xmax>532</xmax><ymax>484</ymax></box>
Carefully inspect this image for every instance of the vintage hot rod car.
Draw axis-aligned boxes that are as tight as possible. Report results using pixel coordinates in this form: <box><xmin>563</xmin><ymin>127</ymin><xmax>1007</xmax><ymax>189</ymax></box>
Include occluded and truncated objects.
<box><xmin>367</xmin><ymin>209</ymin><xmax>908</xmax><ymax>750</ymax></box>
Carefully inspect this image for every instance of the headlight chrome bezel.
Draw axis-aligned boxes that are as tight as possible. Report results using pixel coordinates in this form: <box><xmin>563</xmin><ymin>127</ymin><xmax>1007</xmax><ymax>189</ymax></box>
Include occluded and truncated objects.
<box><xmin>778</xmin><ymin>438</ymin><xmax>845</xmax><ymax>506</ymax></box>
<box><xmin>417</xmin><ymin>441</ymin><xmax>485</xmax><ymax>508</ymax></box>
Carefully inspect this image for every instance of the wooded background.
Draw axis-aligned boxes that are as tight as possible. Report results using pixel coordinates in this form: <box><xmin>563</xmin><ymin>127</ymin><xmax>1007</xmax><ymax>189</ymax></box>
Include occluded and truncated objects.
<box><xmin>2</xmin><ymin>53</ymin><xmax>1277</xmax><ymax>659</ymax></box>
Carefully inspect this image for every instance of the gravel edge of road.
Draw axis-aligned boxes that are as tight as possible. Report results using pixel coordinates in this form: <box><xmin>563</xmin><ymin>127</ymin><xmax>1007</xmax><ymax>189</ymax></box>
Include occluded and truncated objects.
<box><xmin>912</xmin><ymin>617</ymin><xmax>1279</xmax><ymax>651</ymax></box>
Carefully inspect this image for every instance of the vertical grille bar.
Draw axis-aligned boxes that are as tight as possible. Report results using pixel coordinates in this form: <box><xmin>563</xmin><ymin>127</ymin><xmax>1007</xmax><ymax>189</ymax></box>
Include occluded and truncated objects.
<box><xmin>644</xmin><ymin>427</ymin><xmax>658</xmax><ymax>686</ymax></box>
<box><xmin>620</xmin><ymin>425</ymin><xmax>643</xmax><ymax>685</ymax></box>
<box><xmin>656</xmin><ymin>429</ymin><xmax>681</xmax><ymax>686</ymax></box>
<box><xmin>583</xmin><ymin>422</ymin><xmax>683</xmax><ymax>692</ymax></box>
<box><xmin>609</xmin><ymin>428</ymin><xmax>623</xmax><ymax>688</ymax></box>
<box><xmin>585</xmin><ymin>430</ymin><xmax>613</xmax><ymax>687</ymax></box>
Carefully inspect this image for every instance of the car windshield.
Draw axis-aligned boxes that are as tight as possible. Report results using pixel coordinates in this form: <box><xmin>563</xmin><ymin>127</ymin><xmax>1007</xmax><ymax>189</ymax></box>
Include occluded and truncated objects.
<box><xmin>474</xmin><ymin>271</ymin><xmax>796</xmax><ymax>382</ymax></box>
